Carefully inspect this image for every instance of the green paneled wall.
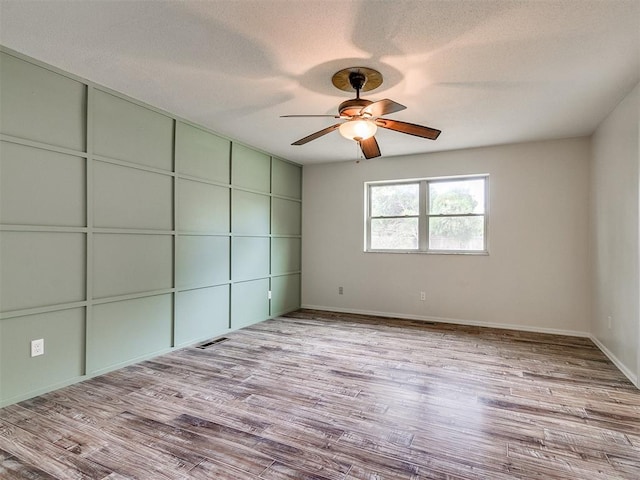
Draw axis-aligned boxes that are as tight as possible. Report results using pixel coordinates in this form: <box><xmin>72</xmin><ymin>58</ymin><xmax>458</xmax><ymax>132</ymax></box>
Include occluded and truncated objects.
<box><xmin>272</xmin><ymin>158</ymin><xmax>302</xmax><ymax>199</ymax></box>
<box><xmin>232</xmin><ymin>279</ymin><xmax>271</xmax><ymax>329</ymax></box>
<box><xmin>0</xmin><ymin>309</ymin><xmax>85</xmax><ymax>398</ymax></box>
<box><xmin>92</xmin><ymin>90</ymin><xmax>173</xmax><ymax>170</ymax></box>
<box><xmin>232</xmin><ymin>144</ymin><xmax>271</xmax><ymax>192</ymax></box>
<box><xmin>175</xmin><ymin>285</ymin><xmax>230</xmax><ymax>347</ymax></box>
<box><xmin>0</xmin><ymin>231</ymin><xmax>86</xmax><ymax>311</ymax></box>
<box><xmin>90</xmin><ymin>295</ymin><xmax>173</xmax><ymax>372</ymax></box>
<box><xmin>0</xmin><ymin>142</ymin><xmax>86</xmax><ymax>226</ymax></box>
<box><xmin>0</xmin><ymin>52</ymin><xmax>86</xmax><ymax>151</ymax></box>
<box><xmin>176</xmin><ymin>236</ymin><xmax>230</xmax><ymax>289</ymax></box>
<box><xmin>177</xmin><ymin>179</ymin><xmax>231</xmax><ymax>233</ymax></box>
<box><xmin>272</xmin><ymin>274</ymin><xmax>302</xmax><ymax>317</ymax></box>
<box><xmin>232</xmin><ymin>237</ymin><xmax>271</xmax><ymax>281</ymax></box>
<box><xmin>93</xmin><ymin>162</ymin><xmax>173</xmax><ymax>230</ymax></box>
<box><xmin>0</xmin><ymin>48</ymin><xmax>302</xmax><ymax>406</ymax></box>
<box><xmin>92</xmin><ymin>234</ymin><xmax>173</xmax><ymax>298</ymax></box>
<box><xmin>176</xmin><ymin>122</ymin><xmax>230</xmax><ymax>183</ymax></box>
<box><xmin>271</xmin><ymin>237</ymin><xmax>302</xmax><ymax>275</ymax></box>
<box><xmin>232</xmin><ymin>190</ymin><xmax>271</xmax><ymax>234</ymax></box>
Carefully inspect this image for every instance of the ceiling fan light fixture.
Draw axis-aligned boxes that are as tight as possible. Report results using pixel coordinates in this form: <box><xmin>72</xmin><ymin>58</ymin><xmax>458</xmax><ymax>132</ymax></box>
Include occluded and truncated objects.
<box><xmin>339</xmin><ymin>119</ymin><xmax>377</xmax><ymax>141</ymax></box>
<box><xmin>284</xmin><ymin>67</ymin><xmax>440</xmax><ymax>158</ymax></box>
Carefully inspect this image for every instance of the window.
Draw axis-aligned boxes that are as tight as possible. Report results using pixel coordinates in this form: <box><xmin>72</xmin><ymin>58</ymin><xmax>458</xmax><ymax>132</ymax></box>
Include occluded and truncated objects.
<box><xmin>365</xmin><ymin>175</ymin><xmax>487</xmax><ymax>253</ymax></box>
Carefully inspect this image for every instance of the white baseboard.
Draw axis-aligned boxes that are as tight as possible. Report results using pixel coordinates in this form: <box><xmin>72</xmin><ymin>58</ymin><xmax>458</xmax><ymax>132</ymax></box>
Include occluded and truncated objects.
<box><xmin>589</xmin><ymin>335</ymin><xmax>639</xmax><ymax>388</ymax></box>
<box><xmin>300</xmin><ymin>304</ymin><xmax>590</xmax><ymax>337</ymax></box>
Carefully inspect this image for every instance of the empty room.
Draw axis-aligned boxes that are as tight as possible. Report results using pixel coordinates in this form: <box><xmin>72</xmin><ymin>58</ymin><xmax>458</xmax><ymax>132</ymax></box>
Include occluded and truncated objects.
<box><xmin>0</xmin><ymin>0</ymin><xmax>639</xmax><ymax>478</ymax></box>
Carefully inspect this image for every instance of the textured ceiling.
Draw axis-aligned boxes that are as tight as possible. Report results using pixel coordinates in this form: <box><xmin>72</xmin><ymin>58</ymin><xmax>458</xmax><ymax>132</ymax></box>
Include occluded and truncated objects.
<box><xmin>1</xmin><ymin>0</ymin><xmax>639</xmax><ymax>164</ymax></box>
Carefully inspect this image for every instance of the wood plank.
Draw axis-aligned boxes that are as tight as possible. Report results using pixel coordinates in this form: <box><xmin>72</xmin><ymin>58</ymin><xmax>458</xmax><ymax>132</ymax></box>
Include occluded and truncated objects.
<box><xmin>259</xmin><ymin>461</ymin><xmax>335</xmax><ymax>480</ymax></box>
<box><xmin>186</xmin><ymin>458</ymin><xmax>262</xmax><ymax>479</ymax></box>
<box><xmin>0</xmin><ymin>309</ymin><xmax>638</xmax><ymax>479</ymax></box>
<box><xmin>112</xmin><ymin>410</ymin><xmax>275</xmax><ymax>476</ymax></box>
<box><xmin>0</xmin><ymin>419</ymin><xmax>112</xmax><ymax>479</ymax></box>
<box><xmin>0</xmin><ymin>447</ymin><xmax>60</xmax><ymax>480</ymax></box>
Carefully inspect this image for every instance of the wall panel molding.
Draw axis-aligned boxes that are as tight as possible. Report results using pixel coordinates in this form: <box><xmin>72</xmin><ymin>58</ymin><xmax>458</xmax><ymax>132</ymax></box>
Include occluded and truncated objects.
<box><xmin>0</xmin><ymin>47</ymin><xmax>302</xmax><ymax>407</ymax></box>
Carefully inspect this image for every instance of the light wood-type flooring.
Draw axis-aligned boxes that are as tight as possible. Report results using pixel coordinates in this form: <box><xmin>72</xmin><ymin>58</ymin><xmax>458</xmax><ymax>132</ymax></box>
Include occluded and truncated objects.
<box><xmin>1</xmin><ymin>309</ymin><xmax>639</xmax><ymax>479</ymax></box>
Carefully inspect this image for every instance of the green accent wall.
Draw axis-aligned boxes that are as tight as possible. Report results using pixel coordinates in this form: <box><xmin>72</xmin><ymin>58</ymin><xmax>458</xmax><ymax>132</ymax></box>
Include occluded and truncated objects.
<box><xmin>0</xmin><ymin>48</ymin><xmax>302</xmax><ymax>406</ymax></box>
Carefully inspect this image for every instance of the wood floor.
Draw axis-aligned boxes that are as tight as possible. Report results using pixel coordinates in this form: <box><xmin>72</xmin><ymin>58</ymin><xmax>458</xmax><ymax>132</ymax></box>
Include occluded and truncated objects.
<box><xmin>1</xmin><ymin>309</ymin><xmax>639</xmax><ymax>479</ymax></box>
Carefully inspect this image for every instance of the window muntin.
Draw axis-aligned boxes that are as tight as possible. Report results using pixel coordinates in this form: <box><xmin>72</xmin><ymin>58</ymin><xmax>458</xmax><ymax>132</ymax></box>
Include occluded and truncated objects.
<box><xmin>366</xmin><ymin>176</ymin><xmax>487</xmax><ymax>253</ymax></box>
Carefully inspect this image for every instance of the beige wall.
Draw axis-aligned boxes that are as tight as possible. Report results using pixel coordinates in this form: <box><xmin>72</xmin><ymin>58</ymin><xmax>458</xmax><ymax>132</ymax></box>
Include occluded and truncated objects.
<box><xmin>302</xmin><ymin>137</ymin><xmax>591</xmax><ymax>336</ymax></box>
<box><xmin>590</xmin><ymin>82</ymin><xmax>640</xmax><ymax>386</ymax></box>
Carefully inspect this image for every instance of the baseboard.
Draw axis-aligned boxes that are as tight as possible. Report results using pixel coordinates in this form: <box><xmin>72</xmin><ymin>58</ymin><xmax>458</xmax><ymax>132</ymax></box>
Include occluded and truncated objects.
<box><xmin>0</xmin><ymin>375</ymin><xmax>86</xmax><ymax>408</ymax></box>
<box><xmin>301</xmin><ymin>304</ymin><xmax>590</xmax><ymax>338</ymax></box>
<box><xmin>589</xmin><ymin>335</ymin><xmax>639</xmax><ymax>388</ymax></box>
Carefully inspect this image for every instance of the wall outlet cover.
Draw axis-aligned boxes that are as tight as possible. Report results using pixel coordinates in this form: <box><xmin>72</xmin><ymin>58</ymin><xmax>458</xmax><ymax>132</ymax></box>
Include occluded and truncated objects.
<box><xmin>30</xmin><ymin>338</ymin><xmax>44</xmax><ymax>357</ymax></box>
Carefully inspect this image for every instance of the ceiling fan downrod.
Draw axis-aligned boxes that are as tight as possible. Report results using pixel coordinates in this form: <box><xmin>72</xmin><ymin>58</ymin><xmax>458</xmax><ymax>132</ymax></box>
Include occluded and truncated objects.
<box><xmin>349</xmin><ymin>71</ymin><xmax>367</xmax><ymax>99</ymax></box>
<box><xmin>338</xmin><ymin>71</ymin><xmax>374</xmax><ymax>118</ymax></box>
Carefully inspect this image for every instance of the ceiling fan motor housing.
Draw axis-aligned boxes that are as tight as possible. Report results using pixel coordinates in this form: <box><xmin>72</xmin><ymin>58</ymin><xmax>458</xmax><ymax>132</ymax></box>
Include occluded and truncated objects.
<box><xmin>339</xmin><ymin>98</ymin><xmax>373</xmax><ymax>117</ymax></box>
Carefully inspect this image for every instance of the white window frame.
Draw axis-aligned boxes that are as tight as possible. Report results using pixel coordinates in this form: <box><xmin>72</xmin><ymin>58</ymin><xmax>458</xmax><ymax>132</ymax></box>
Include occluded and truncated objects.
<box><xmin>364</xmin><ymin>175</ymin><xmax>489</xmax><ymax>254</ymax></box>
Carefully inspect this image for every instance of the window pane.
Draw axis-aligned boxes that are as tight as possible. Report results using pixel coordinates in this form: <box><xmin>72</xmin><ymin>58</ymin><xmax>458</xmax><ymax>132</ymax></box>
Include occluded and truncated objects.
<box><xmin>429</xmin><ymin>216</ymin><xmax>485</xmax><ymax>251</ymax></box>
<box><xmin>371</xmin><ymin>183</ymin><xmax>419</xmax><ymax>217</ymax></box>
<box><xmin>371</xmin><ymin>218</ymin><xmax>418</xmax><ymax>249</ymax></box>
<box><xmin>429</xmin><ymin>179</ymin><xmax>485</xmax><ymax>215</ymax></box>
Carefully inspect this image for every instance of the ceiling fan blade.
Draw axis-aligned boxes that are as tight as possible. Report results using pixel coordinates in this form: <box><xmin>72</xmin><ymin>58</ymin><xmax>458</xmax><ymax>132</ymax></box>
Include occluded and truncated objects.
<box><xmin>360</xmin><ymin>99</ymin><xmax>406</xmax><ymax>117</ymax></box>
<box><xmin>291</xmin><ymin>123</ymin><xmax>341</xmax><ymax>145</ymax></box>
<box><xmin>281</xmin><ymin>114</ymin><xmax>341</xmax><ymax>118</ymax></box>
<box><xmin>375</xmin><ymin>118</ymin><xmax>441</xmax><ymax>140</ymax></box>
<box><xmin>358</xmin><ymin>136</ymin><xmax>381</xmax><ymax>159</ymax></box>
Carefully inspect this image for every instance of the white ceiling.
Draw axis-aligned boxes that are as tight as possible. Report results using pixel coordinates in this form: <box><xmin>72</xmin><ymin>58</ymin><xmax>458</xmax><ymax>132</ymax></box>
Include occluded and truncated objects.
<box><xmin>1</xmin><ymin>1</ymin><xmax>639</xmax><ymax>165</ymax></box>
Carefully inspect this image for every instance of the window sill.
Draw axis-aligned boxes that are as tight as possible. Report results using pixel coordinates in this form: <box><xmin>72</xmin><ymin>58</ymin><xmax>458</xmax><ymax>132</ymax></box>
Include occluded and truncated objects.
<box><xmin>364</xmin><ymin>249</ymin><xmax>489</xmax><ymax>256</ymax></box>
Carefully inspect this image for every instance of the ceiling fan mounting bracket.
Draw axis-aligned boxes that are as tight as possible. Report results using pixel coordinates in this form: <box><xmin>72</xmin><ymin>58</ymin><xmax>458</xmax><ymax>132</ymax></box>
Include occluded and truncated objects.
<box><xmin>331</xmin><ymin>67</ymin><xmax>383</xmax><ymax>93</ymax></box>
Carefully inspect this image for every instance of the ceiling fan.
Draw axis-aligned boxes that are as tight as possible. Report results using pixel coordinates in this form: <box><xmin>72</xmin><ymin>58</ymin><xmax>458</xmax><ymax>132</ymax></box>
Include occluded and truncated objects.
<box><xmin>282</xmin><ymin>67</ymin><xmax>441</xmax><ymax>159</ymax></box>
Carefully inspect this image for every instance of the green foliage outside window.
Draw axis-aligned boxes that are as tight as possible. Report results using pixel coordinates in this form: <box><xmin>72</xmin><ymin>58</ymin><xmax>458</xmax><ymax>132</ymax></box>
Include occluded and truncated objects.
<box><xmin>367</xmin><ymin>176</ymin><xmax>486</xmax><ymax>252</ymax></box>
<box><xmin>430</xmin><ymin>189</ymin><xmax>484</xmax><ymax>247</ymax></box>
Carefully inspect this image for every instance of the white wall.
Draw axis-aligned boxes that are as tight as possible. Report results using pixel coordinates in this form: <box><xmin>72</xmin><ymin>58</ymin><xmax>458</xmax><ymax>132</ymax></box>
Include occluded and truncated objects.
<box><xmin>302</xmin><ymin>138</ymin><xmax>591</xmax><ymax>336</ymax></box>
<box><xmin>590</xmin><ymin>82</ymin><xmax>640</xmax><ymax>387</ymax></box>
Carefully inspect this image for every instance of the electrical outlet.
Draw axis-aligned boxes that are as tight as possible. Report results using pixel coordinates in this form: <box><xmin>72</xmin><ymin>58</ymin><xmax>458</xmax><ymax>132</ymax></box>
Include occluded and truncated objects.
<box><xmin>420</xmin><ymin>291</ymin><xmax>426</xmax><ymax>301</ymax></box>
<box><xmin>338</xmin><ymin>286</ymin><xmax>344</xmax><ymax>295</ymax></box>
<box><xmin>31</xmin><ymin>338</ymin><xmax>44</xmax><ymax>357</ymax></box>
<box><xmin>267</xmin><ymin>290</ymin><xmax>272</xmax><ymax>300</ymax></box>
<box><xmin>607</xmin><ymin>315</ymin><xmax>612</xmax><ymax>329</ymax></box>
